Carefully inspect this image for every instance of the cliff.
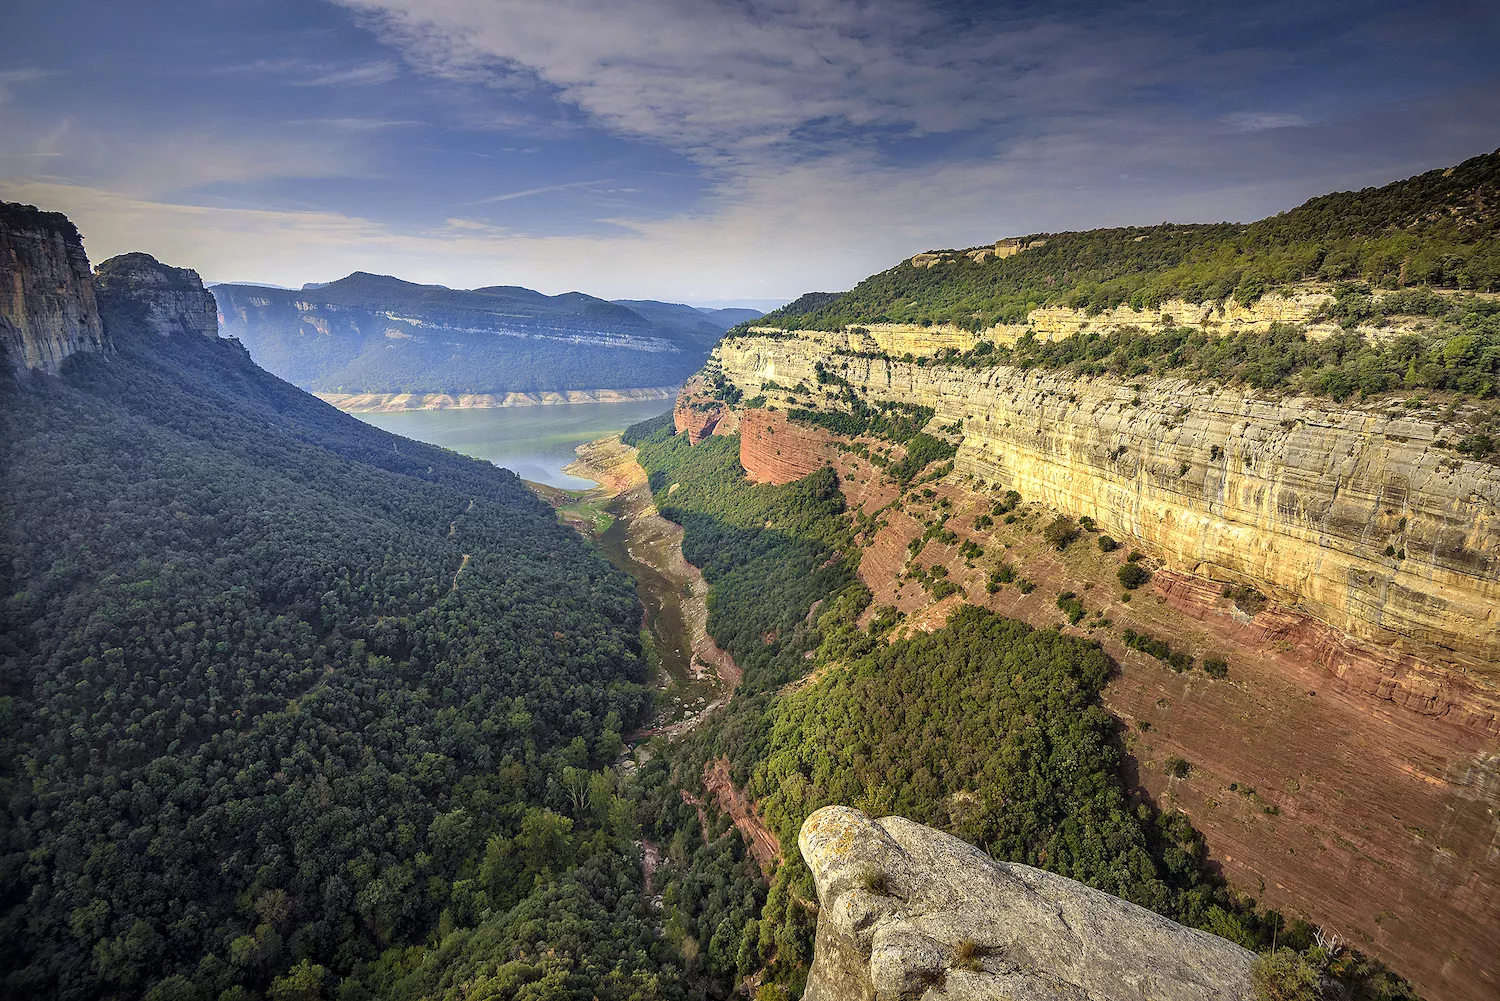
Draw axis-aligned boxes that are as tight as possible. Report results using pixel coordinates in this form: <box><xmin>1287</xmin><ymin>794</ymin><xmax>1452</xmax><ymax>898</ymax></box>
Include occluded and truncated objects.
<box><xmin>800</xmin><ymin>806</ymin><xmax>1256</xmax><ymax>1001</ymax></box>
<box><xmin>737</xmin><ymin>408</ymin><xmax>831</xmax><ymax>484</ymax></box>
<box><xmin>95</xmin><ymin>252</ymin><xmax>220</xmax><ymax>342</ymax></box>
<box><xmin>0</xmin><ymin>201</ymin><xmax>105</xmax><ymax>373</ymax></box>
<box><xmin>714</xmin><ymin>334</ymin><xmax>1500</xmax><ymax>704</ymax></box>
<box><xmin>743</xmin><ymin>283</ymin><xmax>1449</xmax><ymax>367</ymax></box>
<box><xmin>315</xmin><ymin>386</ymin><xmax>678</xmax><ymax>412</ymax></box>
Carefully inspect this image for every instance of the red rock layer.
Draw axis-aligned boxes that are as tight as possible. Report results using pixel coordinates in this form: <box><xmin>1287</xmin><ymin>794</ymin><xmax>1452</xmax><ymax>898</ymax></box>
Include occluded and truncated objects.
<box><xmin>664</xmin><ymin>391</ymin><xmax>1498</xmax><ymax>999</ymax></box>
<box><xmin>703</xmin><ymin>757</ymin><xmax>782</xmax><ymax>874</ymax></box>
<box><xmin>737</xmin><ymin>409</ymin><xmax>832</xmax><ymax>484</ymax></box>
<box><xmin>674</xmin><ymin>397</ymin><xmax>723</xmax><ymax>443</ymax></box>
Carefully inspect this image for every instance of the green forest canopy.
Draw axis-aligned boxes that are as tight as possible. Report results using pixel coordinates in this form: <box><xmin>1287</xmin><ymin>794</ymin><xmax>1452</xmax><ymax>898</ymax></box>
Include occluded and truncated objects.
<box><xmin>0</xmin><ymin>317</ymin><xmax>758</xmax><ymax>1001</ymax></box>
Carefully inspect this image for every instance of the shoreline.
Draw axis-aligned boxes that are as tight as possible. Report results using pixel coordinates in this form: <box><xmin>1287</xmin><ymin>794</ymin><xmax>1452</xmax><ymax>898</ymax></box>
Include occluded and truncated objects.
<box><xmin>317</xmin><ymin>386</ymin><xmax>680</xmax><ymax>413</ymax></box>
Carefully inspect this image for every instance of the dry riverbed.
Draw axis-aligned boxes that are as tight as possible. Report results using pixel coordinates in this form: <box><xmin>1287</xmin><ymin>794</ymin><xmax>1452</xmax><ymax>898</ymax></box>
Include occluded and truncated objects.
<box><xmin>530</xmin><ymin>434</ymin><xmax>736</xmax><ymax>736</ymax></box>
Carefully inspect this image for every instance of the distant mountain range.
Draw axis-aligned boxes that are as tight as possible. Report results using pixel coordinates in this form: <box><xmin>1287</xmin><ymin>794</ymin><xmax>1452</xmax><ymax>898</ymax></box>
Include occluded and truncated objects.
<box><xmin>210</xmin><ymin>272</ymin><xmax>761</xmax><ymax>397</ymax></box>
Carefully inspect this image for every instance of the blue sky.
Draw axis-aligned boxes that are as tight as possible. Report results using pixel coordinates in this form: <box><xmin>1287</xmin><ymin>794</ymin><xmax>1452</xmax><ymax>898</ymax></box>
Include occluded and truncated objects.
<box><xmin>1</xmin><ymin>0</ymin><xmax>1496</xmax><ymax>303</ymax></box>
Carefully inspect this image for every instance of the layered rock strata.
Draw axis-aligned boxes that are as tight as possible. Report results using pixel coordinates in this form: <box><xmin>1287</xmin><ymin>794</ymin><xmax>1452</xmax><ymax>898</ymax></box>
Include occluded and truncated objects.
<box><xmin>674</xmin><ymin>380</ymin><xmax>738</xmax><ymax>442</ymax></box>
<box><xmin>738</xmin><ymin>408</ymin><xmax>832</xmax><ymax>484</ymax></box>
<box><xmin>713</xmin><ymin>335</ymin><xmax>1500</xmax><ymax>718</ymax></box>
<box><xmin>316</xmin><ymin>386</ymin><xmax>678</xmax><ymax>412</ymax></box>
<box><xmin>800</xmin><ymin>806</ymin><xmax>1256</xmax><ymax>1001</ymax></box>
<box><xmin>704</xmin><ymin>402</ymin><xmax>1499</xmax><ymax>1000</ymax></box>
<box><xmin>747</xmin><ymin>284</ymin><xmax>1440</xmax><ymax>354</ymax></box>
<box><xmin>0</xmin><ymin>201</ymin><xmax>105</xmax><ymax>372</ymax></box>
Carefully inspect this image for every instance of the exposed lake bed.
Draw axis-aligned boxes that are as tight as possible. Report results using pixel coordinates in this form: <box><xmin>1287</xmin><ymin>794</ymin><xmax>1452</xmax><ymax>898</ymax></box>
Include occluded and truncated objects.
<box><xmin>546</xmin><ymin>433</ymin><xmax>734</xmax><ymax>733</ymax></box>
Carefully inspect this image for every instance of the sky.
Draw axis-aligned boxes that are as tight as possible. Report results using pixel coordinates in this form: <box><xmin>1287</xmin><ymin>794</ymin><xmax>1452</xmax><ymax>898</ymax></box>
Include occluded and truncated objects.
<box><xmin>1</xmin><ymin>0</ymin><xmax>1497</xmax><ymax>305</ymax></box>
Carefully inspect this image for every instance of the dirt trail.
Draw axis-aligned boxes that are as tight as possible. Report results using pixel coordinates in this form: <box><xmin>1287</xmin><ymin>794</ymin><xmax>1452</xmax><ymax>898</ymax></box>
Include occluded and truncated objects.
<box><xmin>641</xmin><ymin>839</ymin><xmax>662</xmax><ymax>895</ymax></box>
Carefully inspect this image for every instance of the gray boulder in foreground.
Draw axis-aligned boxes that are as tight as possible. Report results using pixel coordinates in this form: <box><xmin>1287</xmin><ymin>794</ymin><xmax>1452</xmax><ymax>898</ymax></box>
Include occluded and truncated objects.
<box><xmin>799</xmin><ymin>806</ymin><xmax>1257</xmax><ymax>1001</ymax></box>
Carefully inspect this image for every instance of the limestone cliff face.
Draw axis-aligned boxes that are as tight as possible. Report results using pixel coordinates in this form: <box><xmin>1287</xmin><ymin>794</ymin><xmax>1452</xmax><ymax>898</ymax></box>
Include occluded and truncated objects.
<box><xmin>800</xmin><ymin>806</ymin><xmax>1256</xmax><ymax>1001</ymax></box>
<box><xmin>748</xmin><ymin>283</ymin><xmax>1430</xmax><ymax>356</ymax></box>
<box><xmin>714</xmin><ymin>335</ymin><xmax>1500</xmax><ymax>716</ymax></box>
<box><xmin>316</xmin><ymin>386</ymin><xmax>678</xmax><ymax>412</ymax></box>
<box><xmin>0</xmin><ymin>202</ymin><xmax>105</xmax><ymax>373</ymax></box>
<box><xmin>95</xmin><ymin>253</ymin><xmax>219</xmax><ymax>342</ymax></box>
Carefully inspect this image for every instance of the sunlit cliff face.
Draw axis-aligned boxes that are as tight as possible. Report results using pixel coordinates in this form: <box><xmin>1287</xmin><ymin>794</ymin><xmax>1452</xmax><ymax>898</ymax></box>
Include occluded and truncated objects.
<box><xmin>710</xmin><ymin>329</ymin><xmax>1500</xmax><ymax>692</ymax></box>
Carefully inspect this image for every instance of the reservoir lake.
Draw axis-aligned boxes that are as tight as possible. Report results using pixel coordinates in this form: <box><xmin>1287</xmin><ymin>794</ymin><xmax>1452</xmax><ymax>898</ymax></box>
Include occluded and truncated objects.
<box><xmin>354</xmin><ymin>398</ymin><xmax>673</xmax><ymax>489</ymax></box>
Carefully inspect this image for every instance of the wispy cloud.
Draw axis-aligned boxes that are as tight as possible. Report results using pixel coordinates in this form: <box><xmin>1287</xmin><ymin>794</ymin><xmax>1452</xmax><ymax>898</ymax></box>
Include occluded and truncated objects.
<box><xmin>293</xmin><ymin>59</ymin><xmax>401</xmax><ymax>87</ymax></box>
<box><xmin>291</xmin><ymin>117</ymin><xmax>425</xmax><ymax>131</ymax></box>
<box><xmin>337</xmin><ymin>0</ymin><xmax>1061</xmax><ymax>155</ymax></box>
<box><xmin>470</xmin><ymin>179</ymin><xmax>609</xmax><ymax>204</ymax></box>
<box><xmin>223</xmin><ymin>57</ymin><xmax>401</xmax><ymax>88</ymax></box>
<box><xmin>1220</xmin><ymin>112</ymin><xmax>1311</xmax><ymax>133</ymax></box>
<box><xmin>0</xmin><ymin>68</ymin><xmax>56</xmax><ymax>103</ymax></box>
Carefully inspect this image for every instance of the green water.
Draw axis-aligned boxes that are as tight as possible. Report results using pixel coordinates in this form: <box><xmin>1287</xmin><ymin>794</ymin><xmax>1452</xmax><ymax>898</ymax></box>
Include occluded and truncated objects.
<box><xmin>354</xmin><ymin>399</ymin><xmax>673</xmax><ymax>488</ymax></box>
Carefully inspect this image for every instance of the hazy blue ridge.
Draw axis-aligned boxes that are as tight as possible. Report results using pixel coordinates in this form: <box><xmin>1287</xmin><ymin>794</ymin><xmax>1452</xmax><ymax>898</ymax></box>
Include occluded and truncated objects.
<box><xmin>212</xmin><ymin>272</ymin><xmax>761</xmax><ymax>396</ymax></box>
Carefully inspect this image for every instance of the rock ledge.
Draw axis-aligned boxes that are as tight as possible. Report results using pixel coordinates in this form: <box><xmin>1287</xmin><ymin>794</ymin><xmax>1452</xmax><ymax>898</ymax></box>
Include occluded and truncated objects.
<box><xmin>799</xmin><ymin>806</ymin><xmax>1256</xmax><ymax>1001</ymax></box>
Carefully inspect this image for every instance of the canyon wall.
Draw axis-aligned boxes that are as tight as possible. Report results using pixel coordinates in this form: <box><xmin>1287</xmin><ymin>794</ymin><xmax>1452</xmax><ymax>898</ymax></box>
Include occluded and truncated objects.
<box><xmin>800</xmin><ymin>806</ymin><xmax>1257</xmax><ymax>1001</ymax></box>
<box><xmin>713</xmin><ymin>334</ymin><xmax>1500</xmax><ymax>717</ymax></box>
<box><xmin>0</xmin><ymin>202</ymin><xmax>105</xmax><ymax>373</ymax></box>
<box><xmin>737</xmin><ymin>408</ymin><xmax>830</xmax><ymax>484</ymax></box>
<box><xmin>697</xmin><ymin>332</ymin><xmax>1500</xmax><ymax>998</ymax></box>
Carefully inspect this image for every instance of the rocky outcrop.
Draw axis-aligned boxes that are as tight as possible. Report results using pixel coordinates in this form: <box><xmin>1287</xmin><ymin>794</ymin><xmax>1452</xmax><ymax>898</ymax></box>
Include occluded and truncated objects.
<box><xmin>713</xmin><ymin>335</ymin><xmax>1500</xmax><ymax>712</ymax></box>
<box><xmin>800</xmin><ymin>806</ymin><xmax>1256</xmax><ymax>1001</ymax></box>
<box><xmin>95</xmin><ymin>253</ymin><xmax>219</xmax><ymax>342</ymax></box>
<box><xmin>914</xmin><ymin>237</ymin><xmax>1044</xmax><ymax>268</ymax></box>
<box><xmin>0</xmin><ymin>201</ymin><xmax>105</xmax><ymax>373</ymax></box>
<box><xmin>674</xmin><ymin>393</ymin><xmax>725</xmax><ymax>443</ymax></box>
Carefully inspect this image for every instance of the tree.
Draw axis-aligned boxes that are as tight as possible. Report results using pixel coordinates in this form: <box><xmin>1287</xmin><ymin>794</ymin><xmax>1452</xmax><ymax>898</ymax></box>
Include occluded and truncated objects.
<box><xmin>267</xmin><ymin>959</ymin><xmax>327</xmax><ymax>1001</ymax></box>
<box><xmin>1043</xmin><ymin>516</ymin><xmax>1079</xmax><ymax>550</ymax></box>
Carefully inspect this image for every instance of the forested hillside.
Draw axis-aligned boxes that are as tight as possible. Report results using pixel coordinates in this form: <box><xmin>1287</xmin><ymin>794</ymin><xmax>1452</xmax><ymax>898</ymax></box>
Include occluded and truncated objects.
<box><xmin>0</xmin><ymin>270</ymin><xmax>752</xmax><ymax>1000</ymax></box>
<box><xmin>759</xmin><ymin>149</ymin><xmax>1499</xmax><ymax>331</ymax></box>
